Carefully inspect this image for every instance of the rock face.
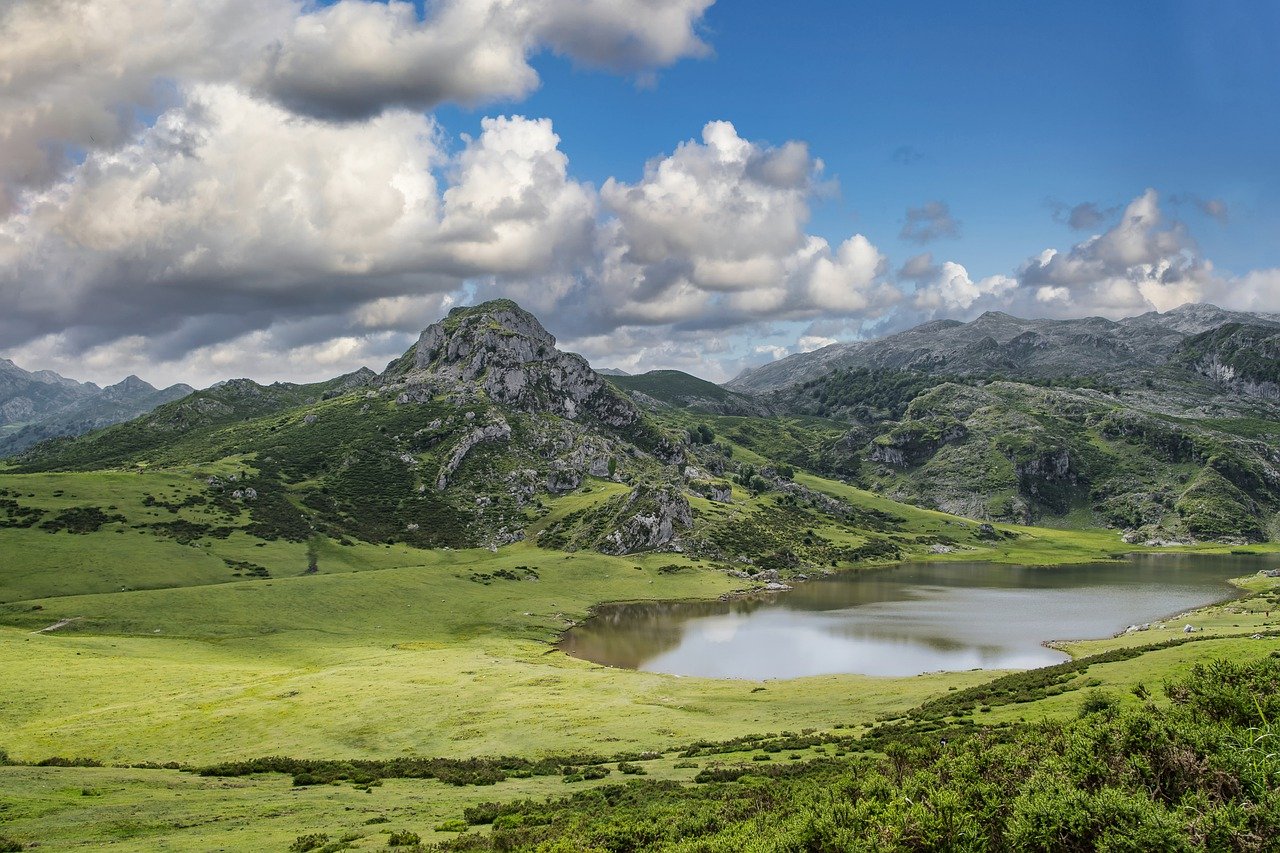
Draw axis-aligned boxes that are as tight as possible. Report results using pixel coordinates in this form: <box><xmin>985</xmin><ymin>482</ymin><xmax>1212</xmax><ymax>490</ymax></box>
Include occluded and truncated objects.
<box><xmin>393</xmin><ymin>300</ymin><xmax>641</xmax><ymax>428</ymax></box>
<box><xmin>869</xmin><ymin>418</ymin><xmax>967</xmax><ymax>468</ymax></box>
<box><xmin>546</xmin><ymin>467</ymin><xmax>583</xmax><ymax>493</ymax></box>
<box><xmin>1174</xmin><ymin>323</ymin><xmax>1280</xmax><ymax>401</ymax></box>
<box><xmin>599</xmin><ymin>485</ymin><xmax>693</xmax><ymax>555</ymax></box>
<box><xmin>435</xmin><ymin>416</ymin><xmax>512</xmax><ymax>490</ymax></box>
<box><xmin>1013</xmin><ymin>447</ymin><xmax>1079</xmax><ymax>513</ymax></box>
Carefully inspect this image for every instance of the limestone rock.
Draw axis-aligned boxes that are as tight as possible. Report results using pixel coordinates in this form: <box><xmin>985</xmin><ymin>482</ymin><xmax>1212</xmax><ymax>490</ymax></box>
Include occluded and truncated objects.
<box><xmin>436</xmin><ymin>416</ymin><xmax>512</xmax><ymax>490</ymax></box>
<box><xmin>599</xmin><ymin>485</ymin><xmax>693</xmax><ymax>555</ymax></box>
<box><xmin>392</xmin><ymin>300</ymin><xmax>642</xmax><ymax>428</ymax></box>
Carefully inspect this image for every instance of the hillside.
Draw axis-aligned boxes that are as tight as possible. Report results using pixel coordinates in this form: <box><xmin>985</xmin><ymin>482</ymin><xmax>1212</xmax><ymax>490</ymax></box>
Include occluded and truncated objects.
<box><xmin>13</xmin><ymin>301</ymin><xmax>949</xmax><ymax>561</ymax></box>
<box><xmin>697</xmin><ymin>305</ymin><xmax>1280</xmax><ymax>541</ymax></box>
<box><xmin>1173</xmin><ymin>322</ymin><xmax>1280</xmax><ymax>400</ymax></box>
<box><xmin>609</xmin><ymin>369</ymin><xmax>771</xmax><ymax>416</ymax></box>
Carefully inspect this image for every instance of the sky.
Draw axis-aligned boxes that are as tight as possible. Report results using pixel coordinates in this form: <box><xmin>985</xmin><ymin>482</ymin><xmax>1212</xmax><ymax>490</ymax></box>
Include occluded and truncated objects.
<box><xmin>2</xmin><ymin>0</ymin><xmax>1278</xmax><ymax>388</ymax></box>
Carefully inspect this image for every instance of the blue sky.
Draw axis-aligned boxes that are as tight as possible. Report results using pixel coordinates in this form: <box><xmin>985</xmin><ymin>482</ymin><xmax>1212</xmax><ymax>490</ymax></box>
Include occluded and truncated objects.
<box><xmin>483</xmin><ymin>0</ymin><xmax>1280</xmax><ymax>277</ymax></box>
<box><xmin>3</xmin><ymin>0</ymin><xmax>1278</xmax><ymax>386</ymax></box>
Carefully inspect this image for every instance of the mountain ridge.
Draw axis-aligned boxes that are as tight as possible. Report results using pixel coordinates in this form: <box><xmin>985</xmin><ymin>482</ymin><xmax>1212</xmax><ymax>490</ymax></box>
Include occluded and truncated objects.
<box><xmin>10</xmin><ymin>299</ymin><xmax>1278</xmax><ymax>545</ymax></box>
<box><xmin>727</xmin><ymin>302</ymin><xmax>1280</xmax><ymax>394</ymax></box>
<box><xmin>0</xmin><ymin>358</ymin><xmax>194</xmax><ymax>455</ymax></box>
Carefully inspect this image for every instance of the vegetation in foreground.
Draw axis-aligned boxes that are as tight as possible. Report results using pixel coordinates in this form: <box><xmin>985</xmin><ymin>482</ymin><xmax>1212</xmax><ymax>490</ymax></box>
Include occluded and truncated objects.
<box><xmin>453</xmin><ymin>656</ymin><xmax>1280</xmax><ymax>852</ymax></box>
<box><xmin>2</xmin><ymin>649</ymin><xmax>1277</xmax><ymax>851</ymax></box>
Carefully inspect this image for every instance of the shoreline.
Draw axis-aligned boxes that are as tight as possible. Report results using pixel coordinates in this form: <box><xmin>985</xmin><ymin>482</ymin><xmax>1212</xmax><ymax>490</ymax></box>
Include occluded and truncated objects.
<box><xmin>562</xmin><ymin>556</ymin><xmax>1279</xmax><ymax>679</ymax></box>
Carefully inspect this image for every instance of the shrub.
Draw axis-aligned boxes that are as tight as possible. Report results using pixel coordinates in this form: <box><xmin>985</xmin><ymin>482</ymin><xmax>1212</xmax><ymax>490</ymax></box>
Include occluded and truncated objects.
<box><xmin>289</xmin><ymin>835</ymin><xmax>330</xmax><ymax>853</ymax></box>
<box><xmin>386</xmin><ymin>830</ymin><xmax>420</xmax><ymax>847</ymax></box>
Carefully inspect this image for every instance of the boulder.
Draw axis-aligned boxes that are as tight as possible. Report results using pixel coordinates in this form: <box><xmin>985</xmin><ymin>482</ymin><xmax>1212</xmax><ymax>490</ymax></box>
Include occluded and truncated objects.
<box><xmin>547</xmin><ymin>467</ymin><xmax>583</xmax><ymax>493</ymax></box>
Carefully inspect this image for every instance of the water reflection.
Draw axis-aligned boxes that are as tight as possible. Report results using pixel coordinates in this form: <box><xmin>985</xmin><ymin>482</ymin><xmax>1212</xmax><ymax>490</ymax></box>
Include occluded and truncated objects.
<box><xmin>561</xmin><ymin>553</ymin><xmax>1270</xmax><ymax>679</ymax></box>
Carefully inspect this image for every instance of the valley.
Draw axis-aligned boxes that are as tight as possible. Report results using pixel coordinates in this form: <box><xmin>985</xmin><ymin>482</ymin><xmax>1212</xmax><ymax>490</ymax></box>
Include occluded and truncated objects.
<box><xmin>1</xmin><ymin>300</ymin><xmax>1277</xmax><ymax>851</ymax></box>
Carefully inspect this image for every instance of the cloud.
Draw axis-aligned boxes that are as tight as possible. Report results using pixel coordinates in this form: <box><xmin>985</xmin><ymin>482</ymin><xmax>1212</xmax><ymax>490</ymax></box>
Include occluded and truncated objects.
<box><xmin>1015</xmin><ymin>189</ymin><xmax>1212</xmax><ymax>314</ymax></box>
<box><xmin>0</xmin><ymin>85</ymin><xmax>595</xmax><ymax>370</ymax></box>
<box><xmin>1047</xmin><ymin>200</ymin><xmax>1119</xmax><ymax>231</ymax></box>
<box><xmin>0</xmin><ymin>0</ymin><xmax>715</xmax><ymax>204</ymax></box>
<box><xmin>796</xmin><ymin>335</ymin><xmax>837</xmax><ymax>353</ymax></box>
<box><xmin>253</xmin><ymin>0</ymin><xmax>712</xmax><ymax>120</ymax></box>
<box><xmin>583</xmin><ymin>121</ymin><xmax>900</xmax><ymax>334</ymax></box>
<box><xmin>916</xmin><ymin>189</ymin><xmax>1273</xmax><ymax>323</ymax></box>
<box><xmin>1</xmin><ymin>101</ymin><xmax>908</xmax><ymax>385</ymax></box>
<box><xmin>911</xmin><ymin>262</ymin><xmax>1017</xmax><ymax>315</ymax></box>
<box><xmin>897</xmin><ymin>252</ymin><xmax>938</xmax><ymax>282</ymax></box>
<box><xmin>900</xmin><ymin>200</ymin><xmax>960</xmax><ymax>244</ymax></box>
<box><xmin>1169</xmin><ymin>193</ymin><xmax>1230</xmax><ymax>223</ymax></box>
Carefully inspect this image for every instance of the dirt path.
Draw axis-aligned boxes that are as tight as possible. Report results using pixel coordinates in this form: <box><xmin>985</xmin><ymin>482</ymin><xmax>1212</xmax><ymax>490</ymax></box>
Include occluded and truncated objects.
<box><xmin>32</xmin><ymin>617</ymin><xmax>82</xmax><ymax>634</ymax></box>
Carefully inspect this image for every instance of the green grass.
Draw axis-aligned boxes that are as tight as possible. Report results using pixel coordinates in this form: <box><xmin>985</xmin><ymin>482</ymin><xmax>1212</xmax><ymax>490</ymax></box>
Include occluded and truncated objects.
<box><xmin>0</xmin><ymin>764</ymin><xmax>642</xmax><ymax>851</ymax></box>
<box><xmin>2</xmin><ymin>451</ymin><xmax>1278</xmax><ymax>849</ymax></box>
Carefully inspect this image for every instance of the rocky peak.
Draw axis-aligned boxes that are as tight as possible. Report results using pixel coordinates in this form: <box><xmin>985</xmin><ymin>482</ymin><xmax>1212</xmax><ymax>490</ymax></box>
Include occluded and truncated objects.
<box><xmin>104</xmin><ymin>375</ymin><xmax>156</xmax><ymax>397</ymax></box>
<box><xmin>209</xmin><ymin>378</ymin><xmax>267</xmax><ymax>396</ymax></box>
<box><xmin>415</xmin><ymin>299</ymin><xmax>558</xmax><ymax>370</ymax></box>
<box><xmin>387</xmin><ymin>299</ymin><xmax>640</xmax><ymax>427</ymax></box>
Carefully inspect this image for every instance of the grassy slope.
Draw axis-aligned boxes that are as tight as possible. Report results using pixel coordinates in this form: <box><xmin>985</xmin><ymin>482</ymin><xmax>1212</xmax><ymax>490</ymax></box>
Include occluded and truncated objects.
<box><xmin>2</xmin><ymin>426</ymin><xmax>1278</xmax><ymax>849</ymax></box>
<box><xmin>1</xmin><ymin>466</ymin><xmax>1017</xmax><ymax>768</ymax></box>
<box><xmin>3</xmin><ymin>576</ymin><xmax>1276</xmax><ymax>851</ymax></box>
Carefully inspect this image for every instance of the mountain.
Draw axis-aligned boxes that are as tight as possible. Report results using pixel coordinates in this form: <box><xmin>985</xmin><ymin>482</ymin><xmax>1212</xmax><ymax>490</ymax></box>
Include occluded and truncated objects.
<box><xmin>728</xmin><ymin>303</ymin><xmax>1280</xmax><ymax>394</ymax></box>
<box><xmin>1172</xmin><ymin>322</ymin><xmax>1280</xmax><ymax>400</ymax></box>
<box><xmin>710</xmin><ymin>305</ymin><xmax>1280</xmax><ymax>541</ymax></box>
<box><xmin>14</xmin><ymin>301</ymin><xmax>712</xmax><ymax>554</ymax></box>
<box><xmin>609</xmin><ymin>369</ymin><xmax>772</xmax><ymax>416</ymax></box>
<box><xmin>0</xmin><ymin>359</ymin><xmax>194</xmax><ymax>455</ymax></box>
<box><xmin>10</xmin><ymin>299</ymin><xmax>1011</xmax><ymax>567</ymax></box>
<box><xmin>0</xmin><ymin>358</ymin><xmax>99</xmax><ymax>426</ymax></box>
<box><xmin>12</xmin><ymin>299</ymin><xmax>1277</xmax><ymax>546</ymax></box>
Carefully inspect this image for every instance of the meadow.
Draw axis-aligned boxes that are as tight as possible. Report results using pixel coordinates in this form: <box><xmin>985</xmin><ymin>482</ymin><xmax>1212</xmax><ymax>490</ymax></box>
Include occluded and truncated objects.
<box><xmin>1</xmin><ymin>463</ymin><xmax>1277</xmax><ymax>849</ymax></box>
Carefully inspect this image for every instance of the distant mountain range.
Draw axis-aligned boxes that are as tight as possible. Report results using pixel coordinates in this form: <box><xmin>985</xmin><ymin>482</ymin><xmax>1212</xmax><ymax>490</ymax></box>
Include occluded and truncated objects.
<box><xmin>727</xmin><ymin>303</ymin><xmax>1280</xmax><ymax>394</ymax></box>
<box><xmin>0</xmin><ymin>359</ymin><xmax>193</xmax><ymax>455</ymax></box>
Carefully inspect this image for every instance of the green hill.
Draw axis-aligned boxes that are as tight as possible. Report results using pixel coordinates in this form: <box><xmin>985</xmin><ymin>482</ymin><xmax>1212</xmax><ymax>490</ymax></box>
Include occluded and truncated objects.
<box><xmin>610</xmin><ymin>369</ymin><xmax>769</xmax><ymax>415</ymax></box>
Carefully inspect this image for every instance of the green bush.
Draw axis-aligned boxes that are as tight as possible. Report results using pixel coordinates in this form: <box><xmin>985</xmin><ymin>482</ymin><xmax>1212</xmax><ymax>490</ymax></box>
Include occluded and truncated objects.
<box><xmin>386</xmin><ymin>830</ymin><xmax>420</xmax><ymax>847</ymax></box>
<box><xmin>288</xmin><ymin>835</ymin><xmax>330</xmax><ymax>853</ymax></box>
<box><xmin>1077</xmin><ymin>689</ymin><xmax>1119</xmax><ymax>717</ymax></box>
<box><xmin>410</xmin><ymin>656</ymin><xmax>1280</xmax><ymax>852</ymax></box>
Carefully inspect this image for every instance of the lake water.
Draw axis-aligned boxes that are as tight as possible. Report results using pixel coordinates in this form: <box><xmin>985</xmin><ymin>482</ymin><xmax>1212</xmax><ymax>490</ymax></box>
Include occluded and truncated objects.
<box><xmin>560</xmin><ymin>553</ymin><xmax>1274</xmax><ymax>679</ymax></box>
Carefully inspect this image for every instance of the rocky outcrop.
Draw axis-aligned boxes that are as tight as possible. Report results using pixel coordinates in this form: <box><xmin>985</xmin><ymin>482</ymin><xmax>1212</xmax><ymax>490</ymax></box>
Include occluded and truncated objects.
<box><xmin>869</xmin><ymin>418</ymin><xmax>967</xmax><ymax>468</ymax></box>
<box><xmin>387</xmin><ymin>300</ymin><xmax>641</xmax><ymax>428</ymax></box>
<box><xmin>321</xmin><ymin>367</ymin><xmax>377</xmax><ymax>399</ymax></box>
<box><xmin>435</xmin><ymin>416</ymin><xmax>512</xmax><ymax>490</ymax></box>
<box><xmin>599</xmin><ymin>485</ymin><xmax>693</xmax><ymax>555</ymax></box>
<box><xmin>546</xmin><ymin>467</ymin><xmax>583</xmax><ymax>493</ymax></box>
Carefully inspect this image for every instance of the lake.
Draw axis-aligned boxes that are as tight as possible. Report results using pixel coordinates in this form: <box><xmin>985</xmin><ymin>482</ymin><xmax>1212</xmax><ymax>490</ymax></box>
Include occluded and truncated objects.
<box><xmin>560</xmin><ymin>553</ymin><xmax>1273</xmax><ymax>679</ymax></box>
